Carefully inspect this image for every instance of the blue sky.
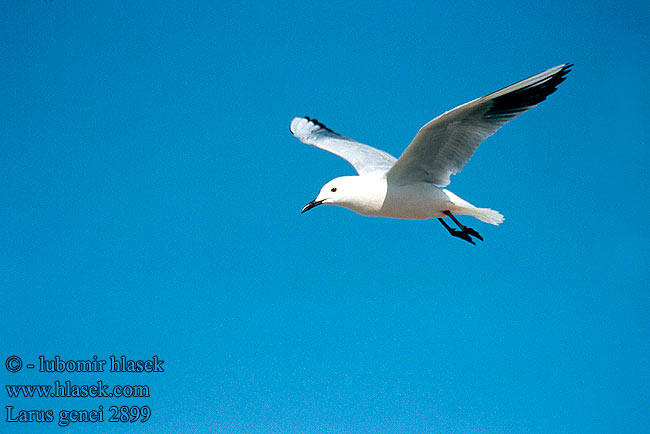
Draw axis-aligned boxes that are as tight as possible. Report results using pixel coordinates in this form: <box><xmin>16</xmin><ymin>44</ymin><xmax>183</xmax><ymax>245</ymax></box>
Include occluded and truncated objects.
<box><xmin>1</xmin><ymin>1</ymin><xmax>648</xmax><ymax>433</ymax></box>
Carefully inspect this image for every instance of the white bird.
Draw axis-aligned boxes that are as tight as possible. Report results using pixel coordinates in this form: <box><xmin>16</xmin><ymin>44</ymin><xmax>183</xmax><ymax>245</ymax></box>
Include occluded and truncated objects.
<box><xmin>291</xmin><ymin>64</ymin><xmax>572</xmax><ymax>244</ymax></box>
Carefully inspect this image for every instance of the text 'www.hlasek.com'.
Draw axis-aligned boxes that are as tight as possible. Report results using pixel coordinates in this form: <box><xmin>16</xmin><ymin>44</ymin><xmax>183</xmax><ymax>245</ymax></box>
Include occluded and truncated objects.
<box><xmin>4</xmin><ymin>355</ymin><xmax>164</xmax><ymax>428</ymax></box>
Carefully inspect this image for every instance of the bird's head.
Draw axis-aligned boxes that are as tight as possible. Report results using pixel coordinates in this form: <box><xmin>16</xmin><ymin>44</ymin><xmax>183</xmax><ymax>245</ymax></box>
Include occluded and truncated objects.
<box><xmin>301</xmin><ymin>176</ymin><xmax>365</xmax><ymax>213</ymax></box>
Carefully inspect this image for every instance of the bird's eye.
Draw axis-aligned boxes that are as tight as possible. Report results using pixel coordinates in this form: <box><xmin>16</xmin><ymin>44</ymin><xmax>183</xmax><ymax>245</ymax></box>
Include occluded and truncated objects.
<box><xmin>331</xmin><ymin>187</ymin><xmax>337</xmax><ymax>192</ymax></box>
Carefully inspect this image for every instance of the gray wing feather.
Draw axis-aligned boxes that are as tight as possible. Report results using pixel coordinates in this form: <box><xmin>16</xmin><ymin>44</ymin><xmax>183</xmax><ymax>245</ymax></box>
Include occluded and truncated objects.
<box><xmin>290</xmin><ymin>117</ymin><xmax>397</xmax><ymax>175</ymax></box>
<box><xmin>387</xmin><ymin>63</ymin><xmax>573</xmax><ymax>186</ymax></box>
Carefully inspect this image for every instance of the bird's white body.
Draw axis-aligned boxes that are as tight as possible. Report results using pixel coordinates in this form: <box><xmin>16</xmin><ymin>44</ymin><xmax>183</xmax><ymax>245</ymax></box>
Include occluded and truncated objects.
<box><xmin>291</xmin><ymin>63</ymin><xmax>571</xmax><ymax>241</ymax></box>
<box><xmin>316</xmin><ymin>175</ymin><xmax>503</xmax><ymax>223</ymax></box>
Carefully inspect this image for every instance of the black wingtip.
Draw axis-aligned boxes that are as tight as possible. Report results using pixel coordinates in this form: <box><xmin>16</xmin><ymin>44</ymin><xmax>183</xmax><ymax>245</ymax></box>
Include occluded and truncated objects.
<box><xmin>560</xmin><ymin>63</ymin><xmax>573</xmax><ymax>76</ymax></box>
<box><xmin>556</xmin><ymin>63</ymin><xmax>573</xmax><ymax>81</ymax></box>
<box><xmin>303</xmin><ymin>116</ymin><xmax>334</xmax><ymax>133</ymax></box>
<box><xmin>485</xmin><ymin>63</ymin><xmax>573</xmax><ymax>120</ymax></box>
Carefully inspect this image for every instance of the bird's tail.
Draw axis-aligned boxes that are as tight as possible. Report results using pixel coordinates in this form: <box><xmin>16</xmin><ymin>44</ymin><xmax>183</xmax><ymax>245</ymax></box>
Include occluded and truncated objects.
<box><xmin>442</xmin><ymin>189</ymin><xmax>505</xmax><ymax>226</ymax></box>
<box><xmin>456</xmin><ymin>207</ymin><xmax>505</xmax><ymax>225</ymax></box>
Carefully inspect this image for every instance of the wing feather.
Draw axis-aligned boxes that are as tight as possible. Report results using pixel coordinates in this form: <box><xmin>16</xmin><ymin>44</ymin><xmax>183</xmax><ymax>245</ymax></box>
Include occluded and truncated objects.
<box><xmin>290</xmin><ymin>117</ymin><xmax>397</xmax><ymax>175</ymax></box>
<box><xmin>387</xmin><ymin>63</ymin><xmax>573</xmax><ymax>186</ymax></box>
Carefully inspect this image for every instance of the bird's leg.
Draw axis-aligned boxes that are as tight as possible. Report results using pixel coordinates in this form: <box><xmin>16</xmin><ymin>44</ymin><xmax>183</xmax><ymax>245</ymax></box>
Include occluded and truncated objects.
<box><xmin>438</xmin><ymin>218</ymin><xmax>475</xmax><ymax>245</ymax></box>
<box><xmin>443</xmin><ymin>211</ymin><xmax>483</xmax><ymax>241</ymax></box>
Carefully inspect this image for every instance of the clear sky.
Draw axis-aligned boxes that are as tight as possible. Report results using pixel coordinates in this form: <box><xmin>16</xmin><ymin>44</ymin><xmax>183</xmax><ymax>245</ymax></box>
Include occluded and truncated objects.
<box><xmin>1</xmin><ymin>1</ymin><xmax>648</xmax><ymax>433</ymax></box>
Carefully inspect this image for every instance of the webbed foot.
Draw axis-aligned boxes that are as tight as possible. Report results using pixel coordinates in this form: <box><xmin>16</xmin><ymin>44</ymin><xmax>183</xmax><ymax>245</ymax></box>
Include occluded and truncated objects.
<box><xmin>449</xmin><ymin>229</ymin><xmax>476</xmax><ymax>245</ymax></box>
<box><xmin>463</xmin><ymin>226</ymin><xmax>483</xmax><ymax>241</ymax></box>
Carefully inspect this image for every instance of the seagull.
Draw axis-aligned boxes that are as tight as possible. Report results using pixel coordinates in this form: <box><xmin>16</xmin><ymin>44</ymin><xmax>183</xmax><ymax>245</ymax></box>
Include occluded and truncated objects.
<box><xmin>291</xmin><ymin>63</ymin><xmax>572</xmax><ymax>244</ymax></box>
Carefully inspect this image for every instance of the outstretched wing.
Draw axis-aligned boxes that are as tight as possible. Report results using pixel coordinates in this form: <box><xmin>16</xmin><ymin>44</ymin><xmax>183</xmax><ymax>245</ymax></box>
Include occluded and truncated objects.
<box><xmin>387</xmin><ymin>63</ymin><xmax>573</xmax><ymax>187</ymax></box>
<box><xmin>290</xmin><ymin>116</ymin><xmax>397</xmax><ymax>175</ymax></box>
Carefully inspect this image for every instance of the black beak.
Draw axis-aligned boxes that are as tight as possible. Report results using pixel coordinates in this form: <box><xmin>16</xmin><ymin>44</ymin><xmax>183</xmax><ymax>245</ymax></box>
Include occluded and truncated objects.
<box><xmin>301</xmin><ymin>199</ymin><xmax>325</xmax><ymax>214</ymax></box>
